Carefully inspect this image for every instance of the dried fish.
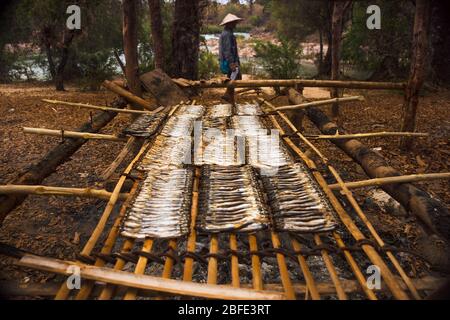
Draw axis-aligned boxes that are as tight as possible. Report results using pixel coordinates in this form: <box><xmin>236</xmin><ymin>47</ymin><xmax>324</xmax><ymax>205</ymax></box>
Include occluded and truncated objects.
<box><xmin>197</xmin><ymin>165</ymin><xmax>269</xmax><ymax>233</ymax></box>
<box><xmin>121</xmin><ymin>166</ymin><xmax>193</xmax><ymax>239</ymax></box>
<box><xmin>236</xmin><ymin>103</ymin><xmax>263</xmax><ymax>116</ymax></box>
<box><xmin>175</xmin><ymin>105</ymin><xmax>205</xmax><ymax>118</ymax></box>
<box><xmin>138</xmin><ymin>135</ymin><xmax>192</xmax><ymax>170</ymax></box>
<box><xmin>122</xmin><ymin>112</ymin><xmax>167</xmax><ymax>138</ymax></box>
<box><xmin>260</xmin><ymin>162</ymin><xmax>337</xmax><ymax>233</ymax></box>
<box><xmin>205</xmin><ymin>104</ymin><xmax>233</xmax><ymax>118</ymax></box>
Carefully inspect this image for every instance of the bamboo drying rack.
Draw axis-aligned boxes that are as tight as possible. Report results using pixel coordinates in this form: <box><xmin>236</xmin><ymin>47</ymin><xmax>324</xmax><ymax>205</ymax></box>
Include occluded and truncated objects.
<box><xmin>11</xmin><ymin>99</ymin><xmax>443</xmax><ymax>301</ymax></box>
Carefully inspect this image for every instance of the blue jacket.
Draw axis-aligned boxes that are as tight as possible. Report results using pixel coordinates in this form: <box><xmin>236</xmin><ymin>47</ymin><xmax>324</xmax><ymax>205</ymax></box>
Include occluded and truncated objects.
<box><xmin>219</xmin><ymin>28</ymin><xmax>240</xmax><ymax>65</ymax></box>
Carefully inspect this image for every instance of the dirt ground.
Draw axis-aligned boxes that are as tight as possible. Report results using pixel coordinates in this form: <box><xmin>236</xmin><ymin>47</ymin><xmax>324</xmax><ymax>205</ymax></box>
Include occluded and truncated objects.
<box><xmin>0</xmin><ymin>81</ymin><xmax>449</xmax><ymax>297</ymax></box>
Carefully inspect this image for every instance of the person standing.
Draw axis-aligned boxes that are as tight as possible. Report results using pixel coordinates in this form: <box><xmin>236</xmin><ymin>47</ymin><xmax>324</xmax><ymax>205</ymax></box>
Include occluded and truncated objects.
<box><xmin>219</xmin><ymin>13</ymin><xmax>243</xmax><ymax>104</ymax></box>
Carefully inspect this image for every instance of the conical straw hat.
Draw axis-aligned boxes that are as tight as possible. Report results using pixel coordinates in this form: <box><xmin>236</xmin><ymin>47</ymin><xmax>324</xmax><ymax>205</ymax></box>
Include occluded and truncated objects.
<box><xmin>219</xmin><ymin>13</ymin><xmax>243</xmax><ymax>26</ymax></box>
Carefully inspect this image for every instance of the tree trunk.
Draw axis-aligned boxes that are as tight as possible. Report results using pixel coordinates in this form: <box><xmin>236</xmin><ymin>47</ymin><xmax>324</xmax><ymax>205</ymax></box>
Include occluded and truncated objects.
<box><xmin>122</xmin><ymin>0</ymin><xmax>142</xmax><ymax>104</ymax></box>
<box><xmin>400</xmin><ymin>0</ymin><xmax>431</xmax><ymax>150</ymax></box>
<box><xmin>429</xmin><ymin>0</ymin><xmax>450</xmax><ymax>85</ymax></box>
<box><xmin>170</xmin><ymin>0</ymin><xmax>204</xmax><ymax>80</ymax></box>
<box><xmin>41</xmin><ymin>27</ymin><xmax>56</xmax><ymax>80</ymax></box>
<box><xmin>54</xmin><ymin>30</ymin><xmax>76</xmax><ymax>91</ymax></box>
<box><xmin>0</xmin><ymin>98</ymin><xmax>127</xmax><ymax>226</ymax></box>
<box><xmin>249</xmin><ymin>0</ymin><xmax>254</xmax><ymax>15</ymax></box>
<box><xmin>318</xmin><ymin>28</ymin><xmax>324</xmax><ymax>74</ymax></box>
<box><xmin>287</xmin><ymin>88</ymin><xmax>449</xmax><ymax>241</ymax></box>
<box><xmin>330</xmin><ymin>1</ymin><xmax>350</xmax><ymax>119</ymax></box>
<box><xmin>148</xmin><ymin>0</ymin><xmax>165</xmax><ymax>70</ymax></box>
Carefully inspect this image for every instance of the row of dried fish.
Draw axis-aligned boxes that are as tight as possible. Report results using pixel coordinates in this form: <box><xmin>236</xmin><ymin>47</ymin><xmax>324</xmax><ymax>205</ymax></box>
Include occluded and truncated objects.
<box><xmin>205</xmin><ymin>103</ymin><xmax>233</xmax><ymax>118</ymax></box>
<box><xmin>197</xmin><ymin>165</ymin><xmax>269</xmax><ymax>233</ymax></box>
<box><xmin>122</xmin><ymin>166</ymin><xmax>194</xmax><ymax>239</ymax></box>
<box><xmin>138</xmin><ymin>135</ymin><xmax>192</xmax><ymax>170</ymax></box>
<box><xmin>260</xmin><ymin>163</ymin><xmax>337</xmax><ymax>233</ymax></box>
<box><xmin>235</xmin><ymin>103</ymin><xmax>264</xmax><ymax>116</ymax></box>
<box><xmin>122</xmin><ymin>112</ymin><xmax>167</xmax><ymax>138</ymax></box>
<box><xmin>121</xmin><ymin>106</ymin><xmax>204</xmax><ymax>239</ymax></box>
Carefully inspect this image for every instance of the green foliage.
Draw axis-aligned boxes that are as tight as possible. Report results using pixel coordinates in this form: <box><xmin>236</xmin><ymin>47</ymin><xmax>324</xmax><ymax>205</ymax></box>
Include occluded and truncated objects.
<box><xmin>268</xmin><ymin>0</ymin><xmax>330</xmax><ymax>42</ymax></box>
<box><xmin>342</xmin><ymin>0</ymin><xmax>414</xmax><ymax>79</ymax></box>
<box><xmin>254</xmin><ymin>39</ymin><xmax>302</xmax><ymax>79</ymax></box>
<box><xmin>198</xmin><ymin>51</ymin><xmax>219</xmax><ymax>80</ymax></box>
<box><xmin>248</xmin><ymin>15</ymin><xmax>263</xmax><ymax>27</ymax></box>
<box><xmin>74</xmin><ymin>50</ymin><xmax>118</xmax><ymax>91</ymax></box>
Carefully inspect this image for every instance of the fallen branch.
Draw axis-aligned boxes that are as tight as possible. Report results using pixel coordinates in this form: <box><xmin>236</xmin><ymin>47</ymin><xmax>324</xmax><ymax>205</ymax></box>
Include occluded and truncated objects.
<box><xmin>23</xmin><ymin>127</ymin><xmax>126</xmax><ymax>142</ymax></box>
<box><xmin>102</xmin><ymin>80</ymin><xmax>160</xmax><ymax>112</ymax></box>
<box><xmin>275</xmin><ymin>96</ymin><xmax>365</xmax><ymax>111</ymax></box>
<box><xmin>0</xmin><ymin>185</ymin><xmax>129</xmax><ymax>200</ymax></box>
<box><xmin>307</xmin><ymin>131</ymin><xmax>429</xmax><ymax>140</ymax></box>
<box><xmin>328</xmin><ymin>173</ymin><xmax>450</xmax><ymax>190</ymax></box>
<box><xmin>42</xmin><ymin>99</ymin><xmax>152</xmax><ymax>115</ymax></box>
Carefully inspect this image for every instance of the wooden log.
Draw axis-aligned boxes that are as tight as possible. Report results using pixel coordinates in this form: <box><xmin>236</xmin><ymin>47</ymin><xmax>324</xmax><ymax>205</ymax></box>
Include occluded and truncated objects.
<box><xmin>0</xmin><ymin>185</ymin><xmax>129</xmax><ymax>200</ymax></box>
<box><xmin>329</xmin><ymin>173</ymin><xmax>450</xmax><ymax>190</ymax></box>
<box><xmin>275</xmin><ymin>96</ymin><xmax>364</xmax><ymax>111</ymax></box>
<box><xmin>140</xmin><ymin>69</ymin><xmax>188</xmax><ymax>107</ymax></box>
<box><xmin>308</xmin><ymin>132</ymin><xmax>429</xmax><ymax>140</ymax></box>
<box><xmin>184</xmin><ymin>79</ymin><xmax>406</xmax><ymax>90</ymax></box>
<box><xmin>23</xmin><ymin>127</ymin><xmax>126</xmax><ymax>142</ymax></box>
<box><xmin>18</xmin><ymin>254</ymin><xmax>286</xmax><ymax>300</ymax></box>
<box><xmin>42</xmin><ymin>99</ymin><xmax>152</xmax><ymax>115</ymax></box>
<box><xmin>288</xmin><ymin>89</ymin><xmax>450</xmax><ymax>241</ymax></box>
<box><xmin>102</xmin><ymin>80</ymin><xmax>158</xmax><ymax>111</ymax></box>
<box><xmin>0</xmin><ymin>98</ymin><xmax>127</xmax><ymax>226</ymax></box>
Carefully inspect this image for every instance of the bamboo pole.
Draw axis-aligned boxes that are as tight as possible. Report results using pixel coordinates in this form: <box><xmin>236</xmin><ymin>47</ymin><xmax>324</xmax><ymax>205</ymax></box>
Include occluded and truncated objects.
<box><xmin>23</xmin><ymin>127</ymin><xmax>126</xmax><ymax>142</ymax></box>
<box><xmin>42</xmin><ymin>99</ymin><xmax>153</xmax><ymax>115</ymax></box>
<box><xmin>275</xmin><ymin>96</ymin><xmax>365</xmax><ymax>111</ymax></box>
<box><xmin>19</xmin><ymin>254</ymin><xmax>286</xmax><ymax>300</ymax></box>
<box><xmin>328</xmin><ymin>173</ymin><xmax>450</xmax><ymax>190</ymax></box>
<box><xmin>308</xmin><ymin>132</ymin><xmax>429</xmax><ymax>140</ymax></box>
<box><xmin>185</xmin><ymin>79</ymin><xmax>406</xmax><ymax>90</ymax></box>
<box><xmin>102</xmin><ymin>80</ymin><xmax>158</xmax><ymax>111</ymax></box>
<box><xmin>0</xmin><ymin>185</ymin><xmax>128</xmax><ymax>200</ymax></box>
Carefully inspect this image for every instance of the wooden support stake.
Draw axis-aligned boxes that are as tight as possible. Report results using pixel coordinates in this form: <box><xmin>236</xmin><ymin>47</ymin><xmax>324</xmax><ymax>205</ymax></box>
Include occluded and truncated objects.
<box><xmin>328</xmin><ymin>173</ymin><xmax>450</xmax><ymax>190</ymax></box>
<box><xmin>0</xmin><ymin>185</ymin><xmax>128</xmax><ymax>200</ymax></box>
<box><xmin>23</xmin><ymin>127</ymin><xmax>126</xmax><ymax>142</ymax></box>
<box><xmin>275</xmin><ymin>96</ymin><xmax>364</xmax><ymax>111</ymax></box>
